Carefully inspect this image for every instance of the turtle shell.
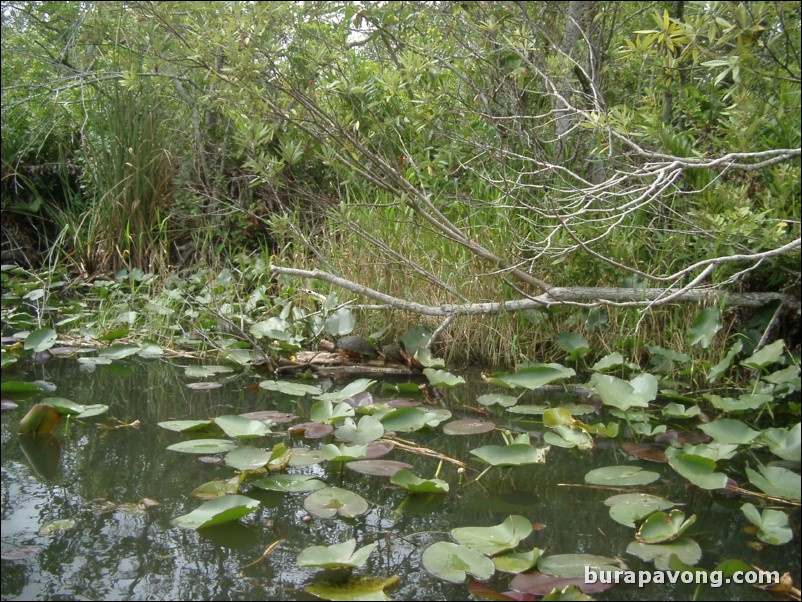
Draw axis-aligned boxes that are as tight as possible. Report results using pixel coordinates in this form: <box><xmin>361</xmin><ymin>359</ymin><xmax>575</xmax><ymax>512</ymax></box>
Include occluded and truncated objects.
<box><xmin>335</xmin><ymin>336</ymin><xmax>378</xmax><ymax>359</ymax></box>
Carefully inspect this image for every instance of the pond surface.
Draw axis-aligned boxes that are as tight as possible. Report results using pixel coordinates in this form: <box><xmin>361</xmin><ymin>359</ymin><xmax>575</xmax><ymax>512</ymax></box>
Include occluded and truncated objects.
<box><xmin>1</xmin><ymin>357</ymin><xmax>799</xmax><ymax>601</ymax></box>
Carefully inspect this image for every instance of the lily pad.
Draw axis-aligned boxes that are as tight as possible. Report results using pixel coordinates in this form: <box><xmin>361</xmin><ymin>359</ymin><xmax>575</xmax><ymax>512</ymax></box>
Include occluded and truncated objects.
<box><xmin>626</xmin><ymin>538</ymin><xmax>702</xmax><ymax>570</ymax></box>
<box><xmin>224</xmin><ymin>446</ymin><xmax>271</xmax><ymax>471</ymax></box>
<box><xmin>297</xmin><ymin>538</ymin><xmax>377</xmax><ymax>569</ymax></box>
<box><xmin>310</xmin><ymin>400</ymin><xmax>355</xmax><ymax>425</ymax></box>
<box><xmin>345</xmin><ymin>459</ymin><xmax>413</xmax><ymax>477</ymax></box>
<box><xmin>492</xmin><ymin>548</ymin><xmax>543</xmax><ymax>573</ymax></box>
<box><xmin>636</xmin><ymin>509</ymin><xmax>696</xmax><ymax>543</ymax></box>
<box><xmin>185</xmin><ymin>365</ymin><xmax>235</xmax><ymax>378</ymax></box>
<box><xmin>605</xmin><ymin>493</ymin><xmax>675</xmax><ymax>527</ymax></box>
<box><xmin>24</xmin><ymin>328</ymin><xmax>57</xmax><ymax>353</ymax></box>
<box><xmin>172</xmin><ymin>494</ymin><xmax>260</xmax><ymax>529</ymax></box>
<box><xmin>421</xmin><ymin>541</ymin><xmax>495</xmax><ymax>583</ymax></box>
<box><xmin>477</xmin><ymin>393</ymin><xmax>519</xmax><ymax>408</ymax></box>
<box><xmin>488</xmin><ymin>364</ymin><xmax>576</xmax><ymax>390</ymax></box>
<box><xmin>259</xmin><ymin>380</ymin><xmax>323</xmax><ymax>396</ymax></box>
<box><xmin>584</xmin><ymin>465</ymin><xmax>660</xmax><ymax>487</ymax></box>
<box><xmin>186</xmin><ymin>382</ymin><xmax>223</xmax><ymax>390</ymax></box>
<box><xmin>320</xmin><ymin>443</ymin><xmax>369</xmax><ymax>462</ymax></box>
<box><xmin>758</xmin><ymin>424</ymin><xmax>801</xmax><ymax>463</ymax></box>
<box><xmin>591</xmin><ymin>373</ymin><xmax>657</xmax><ymax>411</ymax></box>
<box><xmin>316</xmin><ymin>378</ymin><xmax>376</xmax><ymax>402</ymax></box>
<box><xmin>745</xmin><ymin>464</ymin><xmax>801</xmax><ymax>500</ymax></box>
<box><xmin>741</xmin><ymin>339</ymin><xmax>785</xmax><ymax>370</ymax></box>
<box><xmin>390</xmin><ymin>469</ymin><xmax>449</xmax><ymax>494</ymax></box>
<box><xmin>304</xmin><ymin>486</ymin><xmax>369</xmax><ymax>518</ymax></box>
<box><xmin>380</xmin><ymin>407</ymin><xmax>430</xmax><ymax>433</ymax></box>
<box><xmin>443</xmin><ymin>419</ymin><xmax>496</xmax><ymax>436</ymax></box>
<box><xmin>250</xmin><ymin>474</ymin><xmax>326</xmax><ymax>493</ymax></box>
<box><xmin>214</xmin><ymin>415</ymin><xmax>271</xmax><ymax>438</ymax></box>
<box><xmin>304</xmin><ymin>576</ymin><xmax>399</xmax><ymax>601</ymax></box>
<box><xmin>740</xmin><ymin>503</ymin><xmax>793</xmax><ymax>545</ymax></box>
<box><xmin>557</xmin><ymin>332</ymin><xmax>592</xmax><ymax>361</ymax></box>
<box><xmin>511</xmin><ymin>571</ymin><xmax>614</xmax><ymax>595</ymax></box>
<box><xmin>166</xmin><ymin>439</ymin><xmax>237</xmax><ymax>454</ymax></box>
<box><xmin>688</xmin><ymin>307</ymin><xmax>721</xmax><ymax>348</ymax></box>
<box><xmin>451</xmin><ymin>515</ymin><xmax>532</xmax><ymax>555</ymax></box>
<box><xmin>98</xmin><ymin>344</ymin><xmax>141</xmax><ymax>360</ymax></box>
<box><xmin>537</xmin><ymin>554</ymin><xmax>621</xmax><ymax>578</ymax></box>
<box><xmin>707</xmin><ymin>340</ymin><xmax>743</xmax><ymax>383</ymax></box>
<box><xmin>698</xmin><ymin>419</ymin><xmax>760</xmax><ymax>445</ymax></box>
<box><xmin>543</xmin><ymin>425</ymin><xmax>594</xmax><ymax>450</ymax></box>
<box><xmin>423</xmin><ymin>368</ymin><xmax>465</xmax><ymax>387</ymax></box>
<box><xmin>470</xmin><ymin>444</ymin><xmax>549</xmax><ymax>466</ymax></box>
<box><xmin>41</xmin><ymin>397</ymin><xmax>84</xmax><ymax>415</ymax></box>
<box><xmin>158</xmin><ymin>420</ymin><xmax>214</xmax><ymax>433</ymax></box>
<box><xmin>334</xmin><ymin>415</ymin><xmax>385</xmax><ymax>444</ymax></box>
<box><xmin>665</xmin><ymin>449</ymin><xmax>728</xmax><ymax>490</ymax></box>
<box><xmin>191</xmin><ymin>478</ymin><xmax>240</xmax><ymax>500</ymax></box>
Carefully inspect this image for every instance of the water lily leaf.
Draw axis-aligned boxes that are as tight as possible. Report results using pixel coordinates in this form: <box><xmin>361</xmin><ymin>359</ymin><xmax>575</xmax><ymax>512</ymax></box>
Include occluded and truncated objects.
<box><xmin>636</xmin><ymin>509</ymin><xmax>696</xmax><ymax>543</ymax></box>
<box><xmin>41</xmin><ymin>397</ymin><xmax>84</xmax><ymax>415</ymax></box>
<box><xmin>681</xmin><ymin>443</ymin><xmax>739</xmax><ymax>461</ymax></box>
<box><xmin>745</xmin><ymin>464</ymin><xmax>801</xmax><ymax>500</ymax></box>
<box><xmin>511</xmin><ymin>572</ymin><xmax>614</xmax><ymax>595</ymax></box>
<box><xmin>543</xmin><ymin>425</ymin><xmax>594</xmax><ymax>450</ymax></box>
<box><xmin>310</xmin><ymin>400</ymin><xmax>356</xmax><ymax>425</ymax></box>
<box><xmin>191</xmin><ymin>477</ymin><xmax>240</xmax><ymax>500</ymax></box>
<box><xmin>304</xmin><ymin>486</ymin><xmax>369</xmax><ymax>518</ymax></box>
<box><xmin>390</xmin><ymin>469</ymin><xmax>449</xmax><ymax>494</ymax></box>
<box><xmin>758</xmin><ymin>424</ymin><xmax>801</xmax><ymax>463</ymax></box>
<box><xmin>763</xmin><ymin>366</ymin><xmax>801</xmax><ymax>390</ymax></box>
<box><xmin>166</xmin><ymin>439</ymin><xmax>237</xmax><ymax>454</ymax></box>
<box><xmin>398</xmin><ymin>326</ymin><xmax>433</xmax><ymax>357</ymax></box>
<box><xmin>380</xmin><ymin>407</ymin><xmax>430</xmax><ymax>432</ymax></box>
<box><xmin>605</xmin><ymin>493</ymin><xmax>675</xmax><ymax>527</ymax></box>
<box><xmin>98</xmin><ymin>344</ymin><xmax>141</xmax><ymax>360</ymax></box>
<box><xmin>665</xmin><ymin>449</ymin><xmax>728</xmax><ymax>490</ymax></box>
<box><xmin>620</xmin><ymin>443</ymin><xmax>667</xmax><ymax>463</ymax></box>
<box><xmin>345</xmin><ymin>459</ymin><xmax>413</xmax><ymax>476</ymax></box>
<box><xmin>423</xmin><ymin>408</ymin><xmax>452</xmax><ymax>427</ymax></box>
<box><xmin>320</xmin><ymin>443</ymin><xmax>368</xmax><ymax>462</ymax></box>
<box><xmin>647</xmin><ymin>345</ymin><xmax>691</xmax><ymax>372</ymax></box>
<box><xmin>316</xmin><ymin>379</ymin><xmax>376</xmax><ymax>403</ymax></box>
<box><xmin>288</xmin><ymin>422</ymin><xmax>334</xmax><ymax>439</ymax></box>
<box><xmin>239</xmin><ymin>410</ymin><xmax>296</xmax><ymax>424</ymax></box>
<box><xmin>362</xmin><ymin>440</ymin><xmax>395</xmax><ymax>459</ymax></box>
<box><xmin>698</xmin><ymin>419</ymin><xmax>759</xmax><ymax>445</ymax></box>
<box><xmin>172</xmin><ymin>494</ymin><xmax>260</xmax><ymax>529</ymax></box>
<box><xmin>488</xmin><ymin>364</ymin><xmax>576</xmax><ymax>390</ymax></box>
<box><xmin>584</xmin><ymin>465</ymin><xmax>660</xmax><ymax>486</ymax></box>
<box><xmin>591</xmin><ymin>373</ymin><xmax>657</xmax><ymax>411</ymax></box>
<box><xmin>415</xmin><ymin>348</ymin><xmax>445</xmax><ymax>368</ymax></box>
<box><xmin>470</xmin><ymin>444</ymin><xmax>549</xmax><ymax>466</ymax></box>
<box><xmin>39</xmin><ymin>519</ymin><xmax>76</xmax><ymax>535</ymax></box>
<box><xmin>334</xmin><ymin>415</ymin><xmax>385</xmax><ymax>444</ymax></box>
<box><xmin>185</xmin><ymin>365</ymin><xmax>235</xmax><ymax>378</ymax></box>
<box><xmin>451</xmin><ymin>515</ymin><xmax>532</xmax><ymax>555</ymax></box>
<box><xmin>421</xmin><ymin>541</ymin><xmax>495</xmax><ymax>583</ymax></box>
<box><xmin>137</xmin><ymin>342</ymin><xmax>163</xmax><ymax>357</ymax></box>
<box><xmin>423</xmin><ymin>368</ymin><xmax>465</xmax><ymax>387</ymax></box>
<box><xmin>557</xmin><ymin>332</ymin><xmax>591</xmax><ymax>361</ymax></box>
<box><xmin>688</xmin><ymin>308</ymin><xmax>721</xmax><ymax>348</ymax></box>
<box><xmin>19</xmin><ymin>404</ymin><xmax>61</xmax><ymax>434</ymax></box>
<box><xmin>76</xmin><ymin>404</ymin><xmax>109</xmax><ymax>418</ymax></box>
<box><xmin>259</xmin><ymin>380</ymin><xmax>323</xmax><ymax>396</ymax></box>
<box><xmin>24</xmin><ymin>328</ymin><xmax>57</xmax><ymax>352</ymax></box>
<box><xmin>593</xmin><ymin>352</ymin><xmax>638</xmax><ymax>372</ymax></box>
<box><xmin>218</xmin><ymin>348</ymin><xmax>255</xmax><ymax>366</ymax></box>
<box><xmin>298</xmin><ymin>538</ymin><xmax>376</xmax><ymax>569</ymax></box>
<box><xmin>661</xmin><ymin>403</ymin><xmax>701</xmax><ymax>419</ymax></box>
<box><xmin>224</xmin><ymin>446</ymin><xmax>271</xmax><ymax>471</ymax></box>
<box><xmin>214</xmin><ymin>415</ymin><xmax>271</xmax><ymax>438</ymax></box>
<box><xmin>707</xmin><ymin>340</ymin><xmax>743</xmax><ymax>383</ymax></box>
<box><xmin>506</xmin><ymin>404</ymin><xmax>550</xmax><ymax>415</ymax></box>
<box><xmin>492</xmin><ymin>548</ymin><xmax>543</xmax><ymax>573</ymax></box>
<box><xmin>586</xmin><ymin>422</ymin><xmax>620</xmax><ymax>438</ymax></box>
<box><xmin>740</xmin><ymin>503</ymin><xmax>793</xmax><ymax>545</ymax></box>
<box><xmin>626</xmin><ymin>538</ymin><xmax>702</xmax><ymax>570</ymax></box>
<box><xmin>158</xmin><ymin>420</ymin><xmax>214</xmax><ymax>432</ymax></box>
<box><xmin>250</xmin><ymin>317</ymin><xmax>290</xmax><ymax>340</ymax></box>
<box><xmin>537</xmin><ymin>554</ymin><xmax>620</xmax><ymax>578</ymax></box>
<box><xmin>477</xmin><ymin>393</ymin><xmax>519</xmax><ymax>408</ymax></box>
<box><xmin>323</xmin><ymin>307</ymin><xmax>355</xmax><ymax>337</ymax></box>
<box><xmin>250</xmin><ymin>474</ymin><xmax>326</xmax><ymax>493</ymax></box>
<box><xmin>97</xmin><ymin>328</ymin><xmax>129</xmax><ymax>342</ymax></box>
<box><xmin>288</xmin><ymin>447</ymin><xmax>325</xmax><ymax>467</ymax></box>
<box><xmin>77</xmin><ymin>356</ymin><xmax>113</xmax><ymax>367</ymax></box>
<box><xmin>741</xmin><ymin>339</ymin><xmax>785</xmax><ymax>370</ymax></box>
<box><xmin>543</xmin><ymin>407</ymin><xmax>574</xmax><ymax>427</ymax></box>
<box><xmin>443</xmin><ymin>419</ymin><xmax>496</xmax><ymax>435</ymax></box>
<box><xmin>304</xmin><ymin>575</ymin><xmax>398</xmax><ymax>601</ymax></box>
<box><xmin>706</xmin><ymin>393</ymin><xmax>772</xmax><ymax>412</ymax></box>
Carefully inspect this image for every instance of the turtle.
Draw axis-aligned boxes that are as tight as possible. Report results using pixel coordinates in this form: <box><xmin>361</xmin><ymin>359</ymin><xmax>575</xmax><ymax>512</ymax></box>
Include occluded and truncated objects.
<box><xmin>335</xmin><ymin>335</ymin><xmax>379</xmax><ymax>360</ymax></box>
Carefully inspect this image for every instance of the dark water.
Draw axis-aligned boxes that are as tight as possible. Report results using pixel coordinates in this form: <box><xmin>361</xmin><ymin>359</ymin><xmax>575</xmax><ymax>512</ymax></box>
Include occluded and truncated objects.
<box><xmin>1</xmin><ymin>358</ymin><xmax>798</xmax><ymax>601</ymax></box>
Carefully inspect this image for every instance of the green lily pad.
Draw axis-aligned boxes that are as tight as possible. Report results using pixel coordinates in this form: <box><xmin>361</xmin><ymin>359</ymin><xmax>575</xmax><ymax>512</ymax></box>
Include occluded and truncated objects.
<box><xmin>98</xmin><ymin>344</ymin><xmax>141</xmax><ymax>360</ymax></box>
<box><xmin>543</xmin><ymin>407</ymin><xmax>574</xmax><ymax>427</ymax></box>
<box><xmin>591</xmin><ymin>373</ymin><xmax>657</xmax><ymax>411</ymax></box>
<box><xmin>423</xmin><ymin>368</ymin><xmax>465</xmax><ymax>387</ymax></box>
<box><xmin>421</xmin><ymin>541</ymin><xmax>495</xmax><ymax>583</ymax></box>
<box><xmin>665</xmin><ymin>449</ymin><xmax>728</xmax><ymax>490</ymax></box>
<box><xmin>76</xmin><ymin>404</ymin><xmax>109</xmax><ymax>418</ymax></box>
<box><xmin>345</xmin><ymin>459</ymin><xmax>413</xmax><ymax>477</ymax></box>
<box><xmin>681</xmin><ymin>443</ymin><xmax>739</xmax><ymax>461</ymax></box>
<box><xmin>593</xmin><ymin>352</ymin><xmax>638</xmax><ymax>372</ymax></box>
<box><xmin>470</xmin><ymin>443</ymin><xmax>549</xmax><ymax>466</ymax></box>
<box><xmin>310</xmin><ymin>400</ymin><xmax>356</xmax><ymax>425</ymax></box>
<box><xmin>39</xmin><ymin>518</ymin><xmax>76</xmax><ymax>535</ymax></box>
<box><xmin>159</xmin><ymin>420</ymin><xmax>215</xmax><ymax>432</ymax></box>
<box><xmin>745</xmin><ymin>464</ymin><xmax>801</xmax><ymax>500</ymax></box>
<box><xmin>442</xmin><ymin>419</ymin><xmax>496</xmax><ymax>435</ymax></box>
<box><xmin>250</xmin><ymin>474</ymin><xmax>326</xmax><ymax>493</ymax></box>
<box><xmin>477</xmin><ymin>393</ymin><xmax>519</xmax><ymax>408</ymax></box>
<box><xmin>399</xmin><ymin>326</ymin><xmax>433</xmax><ymax>358</ymax></box>
<box><xmin>543</xmin><ymin>425</ymin><xmax>594</xmax><ymax>450</ymax></box>
<box><xmin>584</xmin><ymin>465</ymin><xmax>660</xmax><ymax>486</ymax></box>
<box><xmin>707</xmin><ymin>340</ymin><xmax>743</xmax><ymax>383</ymax></box>
<box><xmin>304</xmin><ymin>486</ymin><xmax>369</xmax><ymax>518</ymax></box>
<box><xmin>557</xmin><ymin>332</ymin><xmax>591</xmax><ymax>361</ymax></box>
<box><xmin>636</xmin><ymin>509</ymin><xmax>696</xmax><ymax>543</ymax></box>
<box><xmin>390</xmin><ymin>469</ymin><xmax>449</xmax><ymax>494</ymax></box>
<box><xmin>537</xmin><ymin>554</ymin><xmax>620</xmax><ymax>578</ymax></box>
<box><xmin>298</xmin><ymin>538</ymin><xmax>377</xmax><ymax>569</ymax></box>
<box><xmin>492</xmin><ymin>548</ymin><xmax>543</xmax><ymax>573</ymax></box>
<box><xmin>191</xmin><ymin>477</ymin><xmax>240</xmax><ymax>500</ymax></box>
<box><xmin>380</xmin><ymin>407</ymin><xmax>430</xmax><ymax>433</ymax></box>
<box><xmin>740</xmin><ymin>503</ymin><xmax>793</xmax><ymax>545</ymax></box>
<box><xmin>323</xmin><ymin>307</ymin><xmax>356</xmax><ymax>337</ymax></box>
<box><xmin>166</xmin><ymin>439</ymin><xmax>237</xmax><ymax>454</ymax></box>
<box><xmin>661</xmin><ymin>403</ymin><xmax>701</xmax><ymax>419</ymax></box>
<box><xmin>18</xmin><ymin>404</ymin><xmax>61</xmax><ymax>435</ymax></box>
<box><xmin>224</xmin><ymin>446</ymin><xmax>271</xmax><ymax>471</ymax></box>
<box><xmin>304</xmin><ymin>576</ymin><xmax>398</xmax><ymax>601</ymax></box>
<box><xmin>626</xmin><ymin>538</ymin><xmax>702</xmax><ymax>570</ymax></box>
<box><xmin>185</xmin><ymin>365</ymin><xmax>235</xmax><ymax>378</ymax></box>
<box><xmin>24</xmin><ymin>328</ymin><xmax>57</xmax><ymax>353</ymax></box>
<box><xmin>698</xmin><ymin>419</ymin><xmax>760</xmax><ymax>445</ymax></box>
<box><xmin>172</xmin><ymin>494</ymin><xmax>260</xmax><ymax>529</ymax></box>
<box><xmin>451</xmin><ymin>515</ymin><xmax>532</xmax><ymax>555</ymax></box>
<box><xmin>41</xmin><ymin>397</ymin><xmax>84</xmax><ymax>415</ymax></box>
<box><xmin>259</xmin><ymin>380</ymin><xmax>323</xmax><ymax>396</ymax></box>
<box><xmin>758</xmin><ymin>424</ymin><xmax>801</xmax><ymax>463</ymax></box>
<box><xmin>334</xmin><ymin>415</ymin><xmax>385</xmax><ymax>444</ymax></box>
<box><xmin>316</xmin><ymin>379</ymin><xmax>376</xmax><ymax>402</ymax></box>
<box><xmin>741</xmin><ymin>339</ymin><xmax>785</xmax><ymax>370</ymax></box>
<box><xmin>214</xmin><ymin>415</ymin><xmax>272</xmax><ymax>438</ymax></box>
<box><xmin>488</xmin><ymin>364</ymin><xmax>576</xmax><ymax>390</ymax></box>
<box><xmin>320</xmin><ymin>443</ymin><xmax>368</xmax><ymax>462</ymax></box>
<box><xmin>706</xmin><ymin>393</ymin><xmax>773</xmax><ymax>412</ymax></box>
<box><xmin>604</xmin><ymin>493</ymin><xmax>675</xmax><ymax>528</ymax></box>
<box><xmin>414</xmin><ymin>348</ymin><xmax>445</xmax><ymax>368</ymax></box>
<box><xmin>688</xmin><ymin>307</ymin><xmax>721</xmax><ymax>348</ymax></box>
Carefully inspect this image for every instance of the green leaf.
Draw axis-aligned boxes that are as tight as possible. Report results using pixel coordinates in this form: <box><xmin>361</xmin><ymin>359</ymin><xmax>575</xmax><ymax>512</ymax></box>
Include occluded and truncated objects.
<box><xmin>741</xmin><ymin>339</ymin><xmax>785</xmax><ymax>370</ymax></box>
<box><xmin>537</xmin><ymin>554</ymin><xmax>620</xmax><ymax>578</ymax></box>
<box><xmin>213</xmin><ymin>415</ymin><xmax>271</xmax><ymax>438</ymax></box>
<box><xmin>316</xmin><ymin>379</ymin><xmax>375</xmax><ymax>402</ymax></box>
<box><xmin>584</xmin><ymin>466</ymin><xmax>660</xmax><ymax>487</ymax></box>
<box><xmin>557</xmin><ymin>332</ymin><xmax>591</xmax><ymax>360</ymax></box>
<box><xmin>745</xmin><ymin>464</ymin><xmax>801</xmax><ymax>500</ymax></box>
<box><xmin>304</xmin><ymin>576</ymin><xmax>398</xmax><ymax>601</ymax></box>
<box><xmin>605</xmin><ymin>493</ymin><xmax>676</xmax><ymax>527</ymax></box>
<box><xmin>421</xmin><ymin>541</ymin><xmax>495</xmax><ymax>583</ymax></box>
<box><xmin>334</xmin><ymin>415</ymin><xmax>385</xmax><ymax>444</ymax></box>
<box><xmin>470</xmin><ymin>443</ymin><xmax>549</xmax><ymax>466</ymax></box>
<box><xmin>166</xmin><ymin>439</ymin><xmax>237</xmax><ymax>454</ymax></box>
<box><xmin>191</xmin><ymin>478</ymin><xmax>240</xmax><ymax>500</ymax></box>
<box><xmin>758</xmin><ymin>424</ymin><xmax>801</xmax><ymax>463</ymax></box>
<box><xmin>591</xmin><ymin>373</ymin><xmax>657</xmax><ymax>411</ymax></box>
<box><xmin>476</xmin><ymin>393</ymin><xmax>518</xmax><ymax>408</ymax></box>
<box><xmin>172</xmin><ymin>495</ymin><xmax>260</xmax><ymax>529</ymax></box>
<box><xmin>297</xmin><ymin>539</ymin><xmax>376</xmax><ymax>569</ymax></box>
<box><xmin>707</xmin><ymin>340</ymin><xmax>743</xmax><ymax>383</ymax></box>
<box><xmin>323</xmin><ymin>307</ymin><xmax>355</xmax><ymax>337</ymax></box>
<box><xmin>224</xmin><ymin>446</ymin><xmax>271</xmax><ymax>471</ymax></box>
<box><xmin>185</xmin><ymin>365</ymin><xmax>235</xmax><ymax>378</ymax></box>
<box><xmin>250</xmin><ymin>474</ymin><xmax>326</xmax><ymax>493</ymax></box>
<box><xmin>303</xmin><ymin>486</ymin><xmax>369</xmax><ymax>518</ymax></box>
<box><xmin>492</xmin><ymin>548</ymin><xmax>542</xmax><ymax>573</ymax></box>
<box><xmin>451</xmin><ymin>515</ymin><xmax>532</xmax><ymax>555</ymax></box>
<box><xmin>665</xmin><ymin>449</ymin><xmax>728</xmax><ymax>490</ymax></box>
<box><xmin>259</xmin><ymin>380</ymin><xmax>323</xmax><ymax>396</ymax></box>
<box><xmin>423</xmin><ymin>368</ymin><xmax>465</xmax><ymax>387</ymax></box>
<box><xmin>543</xmin><ymin>425</ymin><xmax>594</xmax><ymax>450</ymax></box>
<box><xmin>636</xmin><ymin>510</ymin><xmax>696</xmax><ymax>543</ymax></box>
<box><xmin>698</xmin><ymin>419</ymin><xmax>759</xmax><ymax>445</ymax></box>
<box><xmin>626</xmin><ymin>538</ymin><xmax>702</xmax><ymax>570</ymax></box>
<box><xmin>98</xmin><ymin>344</ymin><xmax>141</xmax><ymax>360</ymax></box>
<box><xmin>688</xmin><ymin>308</ymin><xmax>721</xmax><ymax>348</ymax></box>
<box><xmin>320</xmin><ymin>443</ymin><xmax>368</xmax><ymax>462</ymax></box>
<box><xmin>310</xmin><ymin>400</ymin><xmax>356</xmax><ymax>425</ymax></box>
<box><xmin>23</xmin><ymin>328</ymin><xmax>57</xmax><ymax>353</ymax></box>
<box><xmin>158</xmin><ymin>420</ymin><xmax>214</xmax><ymax>432</ymax></box>
<box><xmin>41</xmin><ymin>397</ymin><xmax>85</xmax><ymax>415</ymax></box>
<box><xmin>740</xmin><ymin>503</ymin><xmax>793</xmax><ymax>545</ymax></box>
<box><xmin>390</xmin><ymin>469</ymin><xmax>449</xmax><ymax>494</ymax></box>
<box><xmin>488</xmin><ymin>364</ymin><xmax>576</xmax><ymax>390</ymax></box>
